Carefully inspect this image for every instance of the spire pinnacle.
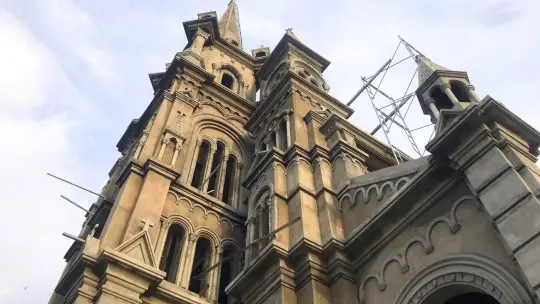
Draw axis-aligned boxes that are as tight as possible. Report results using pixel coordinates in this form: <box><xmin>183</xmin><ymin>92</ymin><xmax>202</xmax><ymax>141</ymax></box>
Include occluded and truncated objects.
<box><xmin>415</xmin><ymin>55</ymin><xmax>450</xmax><ymax>85</ymax></box>
<box><xmin>218</xmin><ymin>0</ymin><xmax>243</xmax><ymax>48</ymax></box>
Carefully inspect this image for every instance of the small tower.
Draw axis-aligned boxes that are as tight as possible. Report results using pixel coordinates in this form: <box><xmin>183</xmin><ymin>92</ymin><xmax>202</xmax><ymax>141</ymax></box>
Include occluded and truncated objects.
<box><xmin>415</xmin><ymin>55</ymin><xmax>482</xmax><ymax>125</ymax></box>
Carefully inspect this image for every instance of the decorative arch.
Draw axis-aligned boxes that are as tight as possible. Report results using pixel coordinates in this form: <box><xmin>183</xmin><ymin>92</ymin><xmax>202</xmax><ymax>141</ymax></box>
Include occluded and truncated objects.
<box><xmin>392</xmin><ymin>254</ymin><xmax>532</xmax><ymax>304</ymax></box>
<box><xmin>292</xmin><ymin>60</ymin><xmax>329</xmax><ymax>92</ymax></box>
<box><xmin>167</xmin><ymin>214</ymin><xmax>195</xmax><ymax>235</ymax></box>
<box><xmin>193</xmin><ymin>227</ymin><xmax>220</xmax><ymax>248</ymax></box>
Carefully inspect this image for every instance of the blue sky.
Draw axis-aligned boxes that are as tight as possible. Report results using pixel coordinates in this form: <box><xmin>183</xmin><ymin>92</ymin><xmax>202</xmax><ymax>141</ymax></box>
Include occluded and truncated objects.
<box><xmin>0</xmin><ymin>0</ymin><xmax>539</xmax><ymax>302</ymax></box>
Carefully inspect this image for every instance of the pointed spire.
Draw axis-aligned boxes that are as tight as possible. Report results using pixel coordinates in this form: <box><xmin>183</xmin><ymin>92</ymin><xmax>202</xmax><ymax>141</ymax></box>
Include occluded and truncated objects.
<box><xmin>415</xmin><ymin>55</ymin><xmax>450</xmax><ymax>85</ymax></box>
<box><xmin>219</xmin><ymin>0</ymin><xmax>243</xmax><ymax>48</ymax></box>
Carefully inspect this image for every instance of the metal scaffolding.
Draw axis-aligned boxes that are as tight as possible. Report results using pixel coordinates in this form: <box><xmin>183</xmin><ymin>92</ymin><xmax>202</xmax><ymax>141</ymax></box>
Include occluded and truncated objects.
<box><xmin>347</xmin><ymin>36</ymin><xmax>436</xmax><ymax>164</ymax></box>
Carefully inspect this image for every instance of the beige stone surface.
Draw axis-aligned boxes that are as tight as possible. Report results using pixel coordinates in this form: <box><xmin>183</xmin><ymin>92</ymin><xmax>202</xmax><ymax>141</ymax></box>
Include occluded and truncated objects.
<box><xmin>49</xmin><ymin>2</ymin><xmax>540</xmax><ymax>304</ymax></box>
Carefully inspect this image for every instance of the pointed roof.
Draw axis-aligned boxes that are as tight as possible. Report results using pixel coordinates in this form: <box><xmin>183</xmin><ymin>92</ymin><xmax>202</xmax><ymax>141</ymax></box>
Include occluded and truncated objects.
<box><xmin>219</xmin><ymin>0</ymin><xmax>243</xmax><ymax>48</ymax></box>
<box><xmin>415</xmin><ymin>54</ymin><xmax>450</xmax><ymax>85</ymax></box>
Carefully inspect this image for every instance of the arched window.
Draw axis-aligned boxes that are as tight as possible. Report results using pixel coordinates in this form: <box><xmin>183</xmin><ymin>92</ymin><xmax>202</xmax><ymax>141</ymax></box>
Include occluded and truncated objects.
<box><xmin>450</xmin><ymin>81</ymin><xmax>471</xmax><ymax>103</ymax></box>
<box><xmin>260</xmin><ymin>206</ymin><xmax>270</xmax><ymax>248</ymax></box>
<box><xmin>255</xmin><ymin>51</ymin><xmax>266</xmax><ymax>58</ymax></box>
<box><xmin>217</xmin><ymin>245</ymin><xmax>240</xmax><ymax>304</ymax></box>
<box><xmin>221</xmin><ymin>73</ymin><xmax>235</xmax><ymax>90</ymax></box>
<box><xmin>279</xmin><ymin>119</ymin><xmax>288</xmax><ymax>150</ymax></box>
<box><xmin>208</xmin><ymin>142</ymin><xmax>225</xmax><ymax>197</ymax></box>
<box><xmin>160</xmin><ymin>224</ymin><xmax>185</xmax><ymax>283</ymax></box>
<box><xmin>222</xmin><ymin>156</ymin><xmax>237</xmax><ymax>205</ymax></box>
<box><xmin>188</xmin><ymin>237</ymin><xmax>213</xmax><ymax>296</ymax></box>
<box><xmin>430</xmin><ymin>86</ymin><xmax>454</xmax><ymax>110</ymax></box>
<box><xmin>191</xmin><ymin>141</ymin><xmax>211</xmax><ymax>188</ymax></box>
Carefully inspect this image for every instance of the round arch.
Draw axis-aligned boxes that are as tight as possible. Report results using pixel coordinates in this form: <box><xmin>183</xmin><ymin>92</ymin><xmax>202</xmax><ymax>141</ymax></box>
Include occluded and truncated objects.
<box><xmin>392</xmin><ymin>254</ymin><xmax>532</xmax><ymax>304</ymax></box>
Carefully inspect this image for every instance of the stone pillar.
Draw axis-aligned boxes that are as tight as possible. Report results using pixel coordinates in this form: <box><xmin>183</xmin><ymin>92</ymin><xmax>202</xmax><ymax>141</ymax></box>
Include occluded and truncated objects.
<box><xmin>285</xmin><ymin>114</ymin><xmax>291</xmax><ymax>147</ymax></box>
<box><xmin>274</xmin><ymin>130</ymin><xmax>281</xmax><ymax>150</ymax></box>
<box><xmin>154</xmin><ymin>219</ymin><xmax>171</xmax><ymax>262</ymax></box>
<box><xmin>232</xmin><ymin>163</ymin><xmax>243</xmax><ymax>208</ymax></box>
<box><xmin>206</xmin><ymin>246</ymin><xmax>222</xmax><ymax>301</ymax></box>
<box><xmin>441</xmin><ymin>84</ymin><xmax>461</xmax><ymax>107</ymax></box>
<box><xmin>180</xmin><ymin>233</ymin><xmax>198</xmax><ymax>288</ymax></box>
<box><xmin>202</xmin><ymin>148</ymin><xmax>217</xmax><ymax>192</ymax></box>
<box><xmin>171</xmin><ymin>141</ymin><xmax>183</xmax><ymax>167</ymax></box>
<box><xmin>249</xmin><ymin>218</ymin><xmax>258</xmax><ymax>260</ymax></box>
<box><xmin>426</xmin><ymin>99</ymin><xmax>440</xmax><ymax>122</ymax></box>
<box><xmin>217</xmin><ymin>152</ymin><xmax>230</xmax><ymax>200</ymax></box>
<box><xmin>157</xmin><ymin>137</ymin><xmax>169</xmax><ymax>160</ymax></box>
<box><xmin>190</xmin><ymin>28</ymin><xmax>209</xmax><ymax>55</ymax></box>
<box><xmin>465</xmin><ymin>84</ymin><xmax>482</xmax><ymax>103</ymax></box>
<box><xmin>186</xmin><ymin>140</ymin><xmax>202</xmax><ymax>184</ymax></box>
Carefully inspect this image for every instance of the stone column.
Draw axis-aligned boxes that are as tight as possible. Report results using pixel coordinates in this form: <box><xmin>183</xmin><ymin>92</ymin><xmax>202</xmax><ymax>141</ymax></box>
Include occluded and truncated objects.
<box><xmin>202</xmin><ymin>148</ymin><xmax>217</xmax><ymax>193</ymax></box>
<box><xmin>274</xmin><ymin>129</ymin><xmax>281</xmax><ymax>150</ymax></box>
<box><xmin>186</xmin><ymin>140</ymin><xmax>202</xmax><ymax>184</ymax></box>
<box><xmin>249</xmin><ymin>218</ymin><xmax>258</xmax><ymax>260</ymax></box>
<box><xmin>285</xmin><ymin>113</ymin><xmax>291</xmax><ymax>147</ymax></box>
<box><xmin>465</xmin><ymin>84</ymin><xmax>482</xmax><ymax>103</ymax></box>
<box><xmin>157</xmin><ymin>137</ymin><xmax>170</xmax><ymax>160</ymax></box>
<box><xmin>180</xmin><ymin>233</ymin><xmax>198</xmax><ymax>288</ymax></box>
<box><xmin>154</xmin><ymin>219</ymin><xmax>171</xmax><ymax>261</ymax></box>
<box><xmin>217</xmin><ymin>152</ymin><xmax>230</xmax><ymax>201</ymax></box>
<box><xmin>171</xmin><ymin>141</ymin><xmax>183</xmax><ymax>167</ymax></box>
<box><xmin>441</xmin><ymin>84</ymin><xmax>461</xmax><ymax>107</ymax></box>
<box><xmin>426</xmin><ymin>99</ymin><xmax>440</xmax><ymax>122</ymax></box>
<box><xmin>206</xmin><ymin>246</ymin><xmax>222</xmax><ymax>301</ymax></box>
<box><xmin>232</xmin><ymin>163</ymin><xmax>242</xmax><ymax>208</ymax></box>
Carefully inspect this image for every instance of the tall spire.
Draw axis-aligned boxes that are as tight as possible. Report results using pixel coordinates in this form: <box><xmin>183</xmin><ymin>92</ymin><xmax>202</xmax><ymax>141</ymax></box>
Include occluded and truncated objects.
<box><xmin>219</xmin><ymin>0</ymin><xmax>243</xmax><ymax>48</ymax></box>
<box><xmin>415</xmin><ymin>55</ymin><xmax>450</xmax><ymax>86</ymax></box>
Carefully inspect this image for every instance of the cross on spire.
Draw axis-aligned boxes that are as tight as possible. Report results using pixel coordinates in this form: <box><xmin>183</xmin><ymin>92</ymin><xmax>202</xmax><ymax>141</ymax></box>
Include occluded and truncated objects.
<box><xmin>141</xmin><ymin>217</ymin><xmax>154</xmax><ymax>231</ymax></box>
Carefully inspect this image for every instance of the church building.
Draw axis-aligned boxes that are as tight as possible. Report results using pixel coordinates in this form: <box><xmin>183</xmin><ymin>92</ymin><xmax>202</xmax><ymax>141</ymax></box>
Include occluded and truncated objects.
<box><xmin>49</xmin><ymin>1</ymin><xmax>540</xmax><ymax>303</ymax></box>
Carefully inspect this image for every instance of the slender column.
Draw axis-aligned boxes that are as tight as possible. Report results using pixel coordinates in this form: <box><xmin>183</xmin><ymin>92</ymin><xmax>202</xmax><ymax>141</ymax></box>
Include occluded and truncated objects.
<box><xmin>191</xmin><ymin>28</ymin><xmax>209</xmax><ymax>54</ymax></box>
<box><xmin>249</xmin><ymin>218</ymin><xmax>258</xmax><ymax>260</ymax></box>
<box><xmin>232</xmin><ymin>163</ymin><xmax>242</xmax><ymax>208</ymax></box>
<box><xmin>257</xmin><ymin>207</ymin><xmax>264</xmax><ymax>252</ymax></box>
<box><xmin>133</xmin><ymin>135</ymin><xmax>146</xmax><ymax>160</ymax></box>
<box><xmin>426</xmin><ymin>99</ymin><xmax>440</xmax><ymax>122</ymax></box>
<box><xmin>217</xmin><ymin>152</ymin><xmax>229</xmax><ymax>200</ymax></box>
<box><xmin>155</xmin><ymin>219</ymin><xmax>171</xmax><ymax>258</ymax></box>
<box><xmin>441</xmin><ymin>84</ymin><xmax>461</xmax><ymax>107</ymax></box>
<box><xmin>157</xmin><ymin>137</ymin><xmax>169</xmax><ymax>160</ymax></box>
<box><xmin>465</xmin><ymin>84</ymin><xmax>482</xmax><ymax>103</ymax></box>
<box><xmin>274</xmin><ymin>130</ymin><xmax>281</xmax><ymax>150</ymax></box>
<box><xmin>207</xmin><ymin>246</ymin><xmax>222</xmax><ymax>301</ymax></box>
<box><xmin>202</xmin><ymin>148</ymin><xmax>216</xmax><ymax>192</ymax></box>
<box><xmin>171</xmin><ymin>141</ymin><xmax>183</xmax><ymax>167</ymax></box>
<box><xmin>285</xmin><ymin>114</ymin><xmax>291</xmax><ymax>147</ymax></box>
<box><xmin>180</xmin><ymin>233</ymin><xmax>198</xmax><ymax>288</ymax></box>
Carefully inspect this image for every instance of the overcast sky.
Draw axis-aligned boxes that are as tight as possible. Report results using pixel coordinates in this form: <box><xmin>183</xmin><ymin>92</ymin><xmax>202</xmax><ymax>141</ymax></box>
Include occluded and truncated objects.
<box><xmin>1</xmin><ymin>0</ymin><xmax>539</xmax><ymax>302</ymax></box>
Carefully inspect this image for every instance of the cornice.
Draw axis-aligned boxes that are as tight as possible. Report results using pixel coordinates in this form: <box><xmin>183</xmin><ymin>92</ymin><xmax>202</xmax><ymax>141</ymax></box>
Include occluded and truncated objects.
<box><xmin>243</xmin><ymin>149</ymin><xmax>287</xmax><ymax>189</ymax></box>
<box><xmin>143</xmin><ymin>158</ymin><xmax>180</xmax><ymax>181</ymax></box>
<box><xmin>116</xmin><ymin>160</ymin><xmax>144</xmax><ymax>189</ymax></box>
<box><xmin>98</xmin><ymin>248</ymin><xmax>165</xmax><ymax>282</ymax></box>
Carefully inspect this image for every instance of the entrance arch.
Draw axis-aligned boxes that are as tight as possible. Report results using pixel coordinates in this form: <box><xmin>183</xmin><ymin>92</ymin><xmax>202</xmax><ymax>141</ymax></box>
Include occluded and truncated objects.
<box><xmin>393</xmin><ymin>254</ymin><xmax>532</xmax><ymax>304</ymax></box>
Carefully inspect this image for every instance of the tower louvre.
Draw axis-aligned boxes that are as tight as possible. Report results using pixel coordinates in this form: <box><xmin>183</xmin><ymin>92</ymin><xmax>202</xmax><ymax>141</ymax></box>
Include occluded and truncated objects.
<box><xmin>49</xmin><ymin>3</ymin><xmax>540</xmax><ymax>304</ymax></box>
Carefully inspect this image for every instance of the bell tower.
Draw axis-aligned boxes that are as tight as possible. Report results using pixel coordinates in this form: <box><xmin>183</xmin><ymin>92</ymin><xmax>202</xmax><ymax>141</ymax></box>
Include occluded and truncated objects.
<box><xmin>414</xmin><ymin>54</ymin><xmax>483</xmax><ymax>127</ymax></box>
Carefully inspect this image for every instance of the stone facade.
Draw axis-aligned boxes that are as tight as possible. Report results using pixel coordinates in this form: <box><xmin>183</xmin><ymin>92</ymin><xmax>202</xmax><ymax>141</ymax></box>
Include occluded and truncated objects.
<box><xmin>49</xmin><ymin>2</ymin><xmax>540</xmax><ymax>304</ymax></box>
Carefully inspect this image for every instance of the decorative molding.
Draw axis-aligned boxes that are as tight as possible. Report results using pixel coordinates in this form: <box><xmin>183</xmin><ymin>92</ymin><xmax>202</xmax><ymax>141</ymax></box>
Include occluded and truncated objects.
<box><xmin>339</xmin><ymin>177</ymin><xmax>411</xmax><ymax>210</ymax></box>
<box><xmin>357</xmin><ymin>196</ymin><xmax>483</xmax><ymax>303</ymax></box>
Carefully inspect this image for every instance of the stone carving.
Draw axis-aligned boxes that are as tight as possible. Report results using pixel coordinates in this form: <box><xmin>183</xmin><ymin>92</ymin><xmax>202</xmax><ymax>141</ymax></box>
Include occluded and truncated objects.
<box><xmin>167</xmin><ymin>190</ymin><xmax>220</xmax><ymax>221</ymax></box>
<box><xmin>170</xmin><ymin>112</ymin><xmax>186</xmax><ymax>136</ymax></box>
<box><xmin>339</xmin><ymin>177</ymin><xmax>411</xmax><ymax>211</ymax></box>
<box><xmin>357</xmin><ymin>196</ymin><xmax>481</xmax><ymax>303</ymax></box>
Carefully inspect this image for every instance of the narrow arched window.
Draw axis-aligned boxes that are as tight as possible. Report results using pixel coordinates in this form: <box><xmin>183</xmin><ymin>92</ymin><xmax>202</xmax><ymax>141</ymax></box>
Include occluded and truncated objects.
<box><xmin>160</xmin><ymin>224</ymin><xmax>185</xmax><ymax>283</ymax></box>
<box><xmin>450</xmin><ymin>81</ymin><xmax>471</xmax><ymax>103</ymax></box>
<box><xmin>430</xmin><ymin>86</ymin><xmax>454</xmax><ymax>110</ymax></box>
<box><xmin>207</xmin><ymin>142</ymin><xmax>225</xmax><ymax>197</ymax></box>
<box><xmin>191</xmin><ymin>141</ymin><xmax>211</xmax><ymax>188</ymax></box>
<box><xmin>251</xmin><ymin>218</ymin><xmax>259</xmax><ymax>258</ymax></box>
<box><xmin>188</xmin><ymin>237</ymin><xmax>213</xmax><ymax>296</ymax></box>
<box><xmin>279</xmin><ymin>119</ymin><xmax>287</xmax><ymax>150</ymax></box>
<box><xmin>260</xmin><ymin>206</ymin><xmax>270</xmax><ymax>248</ymax></box>
<box><xmin>221</xmin><ymin>73</ymin><xmax>235</xmax><ymax>90</ymax></box>
<box><xmin>222</xmin><ymin>156</ymin><xmax>237</xmax><ymax>205</ymax></box>
<box><xmin>217</xmin><ymin>245</ymin><xmax>239</xmax><ymax>304</ymax></box>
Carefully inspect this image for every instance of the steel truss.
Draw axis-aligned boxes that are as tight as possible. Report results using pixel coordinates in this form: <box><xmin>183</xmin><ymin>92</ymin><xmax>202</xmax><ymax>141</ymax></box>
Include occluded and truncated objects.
<box><xmin>348</xmin><ymin>36</ymin><xmax>436</xmax><ymax>164</ymax></box>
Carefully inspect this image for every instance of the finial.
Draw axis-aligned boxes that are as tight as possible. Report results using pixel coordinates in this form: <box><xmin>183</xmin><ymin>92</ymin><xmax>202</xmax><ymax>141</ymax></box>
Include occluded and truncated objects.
<box><xmin>286</xmin><ymin>28</ymin><xmax>293</xmax><ymax>34</ymax></box>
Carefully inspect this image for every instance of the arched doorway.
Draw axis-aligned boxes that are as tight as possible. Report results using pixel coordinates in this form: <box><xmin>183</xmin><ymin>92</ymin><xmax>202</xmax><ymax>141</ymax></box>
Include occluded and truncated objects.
<box><xmin>446</xmin><ymin>292</ymin><xmax>499</xmax><ymax>304</ymax></box>
<box><xmin>421</xmin><ymin>284</ymin><xmax>501</xmax><ymax>304</ymax></box>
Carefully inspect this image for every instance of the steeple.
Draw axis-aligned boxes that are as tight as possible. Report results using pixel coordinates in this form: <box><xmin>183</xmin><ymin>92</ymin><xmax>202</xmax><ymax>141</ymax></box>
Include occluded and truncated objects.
<box><xmin>218</xmin><ymin>0</ymin><xmax>243</xmax><ymax>48</ymax></box>
<box><xmin>414</xmin><ymin>54</ymin><xmax>483</xmax><ymax>126</ymax></box>
<box><xmin>416</xmin><ymin>55</ymin><xmax>450</xmax><ymax>86</ymax></box>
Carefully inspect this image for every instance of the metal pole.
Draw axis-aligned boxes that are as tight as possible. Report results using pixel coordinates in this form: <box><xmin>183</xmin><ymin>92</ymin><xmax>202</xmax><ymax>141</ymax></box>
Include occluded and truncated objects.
<box><xmin>60</xmin><ymin>195</ymin><xmax>94</xmax><ymax>215</ymax></box>
<box><xmin>346</xmin><ymin>59</ymin><xmax>391</xmax><ymax>107</ymax></box>
<box><xmin>62</xmin><ymin>232</ymin><xmax>85</xmax><ymax>243</ymax></box>
<box><xmin>198</xmin><ymin>163</ymin><xmax>221</xmax><ymax>191</ymax></box>
<box><xmin>48</xmin><ymin>173</ymin><xmax>105</xmax><ymax>198</ymax></box>
<box><xmin>370</xmin><ymin>97</ymin><xmax>410</xmax><ymax>135</ymax></box>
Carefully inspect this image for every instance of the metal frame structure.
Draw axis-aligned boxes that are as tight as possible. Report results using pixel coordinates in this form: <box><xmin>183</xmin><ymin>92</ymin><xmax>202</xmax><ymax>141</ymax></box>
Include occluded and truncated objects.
<box><xmin>347</xmin><ymin>36</ymin><xmax>436</xmax><ymax>163</ymax></box>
